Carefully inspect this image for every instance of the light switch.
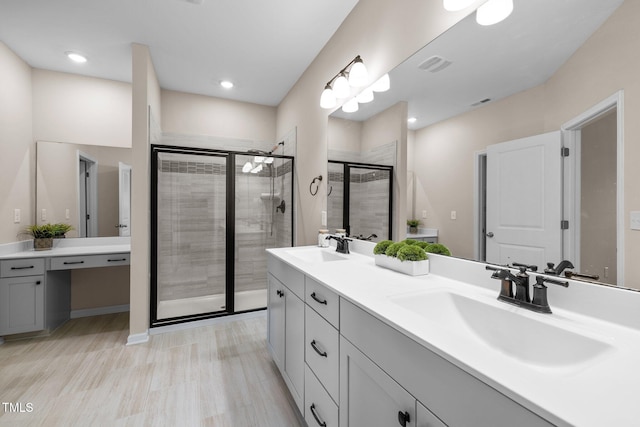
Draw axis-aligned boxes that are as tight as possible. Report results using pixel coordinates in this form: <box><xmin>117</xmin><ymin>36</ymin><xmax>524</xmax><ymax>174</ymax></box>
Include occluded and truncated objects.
<box><xmin>41</xmin><ymin>208</ymin><xmax>47</xmax><ymax>221</ymax></box>
<box><xmin>631</xmin><ymin>211</ymin><xmax>640</xmax><ymax>230</ymax></box>
<box><xmin>14</xmin><ymin>209</ymin><xmax>21</xmax><ymax>223</ymax></box>
<box><xmin>422</xmin><ymin>210</ymin><xmax>427</xmax><ymax>219</ymax></box>
<box><xmin>65</xmin><ymin>209</ymin><xmax>70</xmax><ymax>220</ymax></box>
<box><xmin>321</xmin><ymin>210</ymin><xmax>327</xmax><ymax>227</ymax></box>
<box><xmin>451</xmin><ymin>210</ymin><xmax>457</xmax><ymax>220</ymax></box>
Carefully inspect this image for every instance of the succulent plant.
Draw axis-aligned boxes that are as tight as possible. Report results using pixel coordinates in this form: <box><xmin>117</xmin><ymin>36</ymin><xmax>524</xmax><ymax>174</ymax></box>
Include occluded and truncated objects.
<box><xmin>397</xmin><ymin>245</ymin><xmax>428</xmax><ymax>262</ymax></box>
<box><xmin>385</xmin><ymin>241</ymin><xmax>407</xmax><ymax>258</ymax></box>
<box><xmin>373</xmin><ymin>240</ymin><xmax>394</xmax><ymax>255</ymax></box>
<box><xmin>424</xmin><ymin>242</ymin><xmax>451</xmax><ymax>256</ymax></box>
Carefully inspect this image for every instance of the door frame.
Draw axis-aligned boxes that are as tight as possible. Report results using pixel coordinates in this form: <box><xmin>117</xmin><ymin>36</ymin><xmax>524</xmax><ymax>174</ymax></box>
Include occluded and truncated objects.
<box><xmin>561</xmin><ymin>90</ymin><xmax>624</xmax><ymax>286</ymax></box>
<box><xmin>473</xmin><ymin>150</ymin><xmax>487</xmax><ymax>261</ymax></box>
<box><xmin>77</xmin><ymin>151</ymin><xmax>98</xmax><ymax>237</ymax></box>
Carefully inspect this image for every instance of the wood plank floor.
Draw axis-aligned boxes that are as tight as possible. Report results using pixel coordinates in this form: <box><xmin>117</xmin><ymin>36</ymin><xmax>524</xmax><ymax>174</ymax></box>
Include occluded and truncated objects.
<box><xmin>0</xmin><ymin>313</ymin><xmax>303</xmax><ymax>427</ymax></box>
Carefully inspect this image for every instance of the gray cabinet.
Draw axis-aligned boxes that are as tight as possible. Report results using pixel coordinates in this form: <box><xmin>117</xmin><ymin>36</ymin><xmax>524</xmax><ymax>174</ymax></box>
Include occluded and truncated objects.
<box><xmin>340</xmin><ymin>336</ymin><xmax>416</xmax><ymax>427</ymax></box>
<box><xmin>0</xmin><ymin>259</ymin><xmax>45</xmax><ymax>335</ymax></box>
<box><xmin>267</xmin><ymin>272</ymin><xmax>304</xmax><ymax>412</ymax></box>
<box><xmin>417</xmin><ymin>401</ymin><xmax>447</xmax><ymax>427</ymax></box>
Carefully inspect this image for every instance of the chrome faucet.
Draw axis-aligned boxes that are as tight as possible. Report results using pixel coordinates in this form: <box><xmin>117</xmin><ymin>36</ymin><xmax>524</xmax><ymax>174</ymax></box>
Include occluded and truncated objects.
<box><xmin>486</xmin><ymin>264</ymin><xmax>569</xmax><ymax>313</ymax></box>
<box><xmin>327</xmin><ymin>235</ymin><xmax>351</xmax><ymax>254</ymax></box>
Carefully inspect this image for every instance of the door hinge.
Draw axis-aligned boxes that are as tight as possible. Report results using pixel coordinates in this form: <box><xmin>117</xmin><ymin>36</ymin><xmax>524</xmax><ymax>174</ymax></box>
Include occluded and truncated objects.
<box><xmin>86</xmin><ymin>172</ymin><xmax>90</xmax><ymax>178</ymax></box>
<box><xmin>561</xmin><ymin>147</ymin><xmax>570</xmax><ymax>157</ymax></box>
<box><xmin>86</xmin><ymin>214</ymin><xmax>91</xmax><ymax>220</ymax></box>
<box><xmin>561</xmin><ymin>220</ymin><xmax>569</xmax><ymax>230</ymax></box>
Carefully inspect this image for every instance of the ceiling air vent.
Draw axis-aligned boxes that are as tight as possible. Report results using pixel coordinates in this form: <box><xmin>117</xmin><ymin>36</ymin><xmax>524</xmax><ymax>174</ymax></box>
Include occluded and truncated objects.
<box><xmin>418</xmin><ymin>55</ymin><xmax>452</xmax><ymax>73</ymax></box>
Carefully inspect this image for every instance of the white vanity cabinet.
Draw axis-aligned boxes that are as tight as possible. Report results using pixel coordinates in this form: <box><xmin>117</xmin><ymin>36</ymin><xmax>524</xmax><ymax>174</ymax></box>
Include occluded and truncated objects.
<box><xmin>266</xmin><ymin>256</ymin><xmax>305</xmax><ymax>412</ymax></box>
<box><xmin>0</xmin><ymin>258</ymin><xmax>45</xmax><ymax>335</ymax></box>
<box><xmin>340</xmin><ymin>299</ymin><xmax>553</xmax><ymax>427</ymax></box>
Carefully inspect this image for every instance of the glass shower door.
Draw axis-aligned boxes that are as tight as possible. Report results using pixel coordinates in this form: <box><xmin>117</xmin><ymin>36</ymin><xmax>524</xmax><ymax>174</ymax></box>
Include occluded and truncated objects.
<box><xmin>153</xmin><ymin>149</ymin><xmax>229</xmax><ymax>321</ymax></box>
<box><xmin>234</xmin><ymin>154</ymin><xmax>294</xmax><ymax>312</ymax></box>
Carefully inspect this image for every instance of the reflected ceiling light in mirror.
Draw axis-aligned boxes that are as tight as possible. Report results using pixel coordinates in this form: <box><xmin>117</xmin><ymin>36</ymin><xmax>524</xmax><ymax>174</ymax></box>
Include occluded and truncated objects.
<box><xmin>476</xmin><ymin>0</ymin><xmax>513</xmax><ymax>25</ymax></box>
<box><xmin>371</xmin><ymin>73</ymin><xmax>390</xmax><ymax>92</ymax></box>
<box><xmin>356</xmin><ymin>87</ymin><xmax>374</xmax><ymax>103</ymax></box>
<box><xmin>250</xmin><ymin>163</ymin><xmax>263</xmax><ymax>174</ymax></box>
<box><xmin>320</xmin><ymin>55</ymin><xmax>369</xmax><ymax>108</ymax></box>
<box><xmin>408</xmin><ymin>117</ymin><xmax>417</xmax><ymax>124</ymax></box>
<box><xmin>242</xmin><ymin>161</ymin><xmax>253</xmax><ymax>173</ymax></box>
<box><xmin>443</xmin><ymin>0</ymin><xmax>475</xmax><ymax>12</ymax></box>
<box><xmin>342</xmin><ymin>98</ymin><xmax>359</xmax><ymax>113</ymax></box>
<box><xmin>220</xmin><ymin>80</ymin><xmax>234</xmax><ymax>89</ymax></box>
<box><xmin>66</xmin><ymin>51</ymin><xmax>87</xmax><ymax>63</ymax></box>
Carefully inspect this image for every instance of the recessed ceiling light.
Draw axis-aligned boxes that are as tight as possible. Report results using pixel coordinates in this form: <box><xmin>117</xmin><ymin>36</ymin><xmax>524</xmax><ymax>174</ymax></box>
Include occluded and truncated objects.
<box><xmin>220</xmin><ymin>80</ymin><xmax>234</xmax><ymax>89</ymax></box>
<box><xmin>408</xmin><ymin>117</ymin><xmax>417</xmax><ymax>124</ymax></box>
<box><xmin>66</xmin><ymin>52</ymin><xmax>87</xmax><ymax>63</ymax></box>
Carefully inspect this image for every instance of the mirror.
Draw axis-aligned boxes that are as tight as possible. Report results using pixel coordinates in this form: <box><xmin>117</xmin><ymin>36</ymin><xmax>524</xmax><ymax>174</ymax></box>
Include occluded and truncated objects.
<box><xmin>327</xmin><ymin>105</ymin><xmax>401</xmax><ymax>242</ymax></box>
<box><xmin>328</xmin><ymin>0</ymin><xmax>637</xmax><ymax>289</ymax></box>
<box><xmin>36</xmin><ymin>140</ymin><xmax>132</xmax><ymax>238</ymax></box>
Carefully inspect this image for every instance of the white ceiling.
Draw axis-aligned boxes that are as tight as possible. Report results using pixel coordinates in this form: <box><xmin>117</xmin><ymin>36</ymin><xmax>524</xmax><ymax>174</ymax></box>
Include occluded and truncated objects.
<box><xmin>332</xmin><ymin>0</ymin><xmax>624</xmax><ymax>129</ymax></box>
<box><xmin>0</xmin><ymin>0</ymin><xmax>359</xmax><ymax>106</ymax></box>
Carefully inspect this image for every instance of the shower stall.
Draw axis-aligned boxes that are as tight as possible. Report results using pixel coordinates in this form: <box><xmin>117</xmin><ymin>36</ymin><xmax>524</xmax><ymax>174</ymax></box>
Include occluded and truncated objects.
<box><xmin>150</xmin><ymin>145</ymin><xmax>294</xmax><ymax>327</ymax></box>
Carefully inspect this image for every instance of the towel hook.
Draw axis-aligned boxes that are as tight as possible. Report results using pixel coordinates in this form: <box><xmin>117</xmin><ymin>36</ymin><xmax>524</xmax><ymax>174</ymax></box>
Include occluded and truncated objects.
<box><xmin>309</xmin><ymin>175</ymin><xmax>322</xmax><ymax>196</ymax></box>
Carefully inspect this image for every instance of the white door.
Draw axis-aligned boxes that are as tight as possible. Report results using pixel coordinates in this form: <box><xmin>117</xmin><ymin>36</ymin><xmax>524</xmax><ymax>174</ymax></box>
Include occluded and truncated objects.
<box><xmin>118</xmin><ymin>162</ymin><xmax>132</xmax><ymax>237</ymax></box>
<box><xmin>485</xmin><ymin>131</ymin><xmax>562</xmax><ymax>269</ymax></box>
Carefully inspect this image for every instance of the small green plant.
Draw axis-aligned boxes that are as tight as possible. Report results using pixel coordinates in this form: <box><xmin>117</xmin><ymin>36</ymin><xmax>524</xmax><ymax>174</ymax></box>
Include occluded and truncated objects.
<box><xmin>402</xmin><ymin>238</ymin><xmax>419</xmax><ymax>246</ymax></box>
<box><xmin>385</xmin><ymin>241</ymin><xmax>407</xmax><ymax>258</ymax></box>
<box><xmin>25</xmin><ymin>223</ymin><xmax>73</xmax><ymax>239</ymax></box>
<box><xmin>373</xmin><ymin>240</ymin><xmax>394</xmax><ymax>255</ymax></box>
<box><xmin>424</xmin><ymin>242</ymin><xmax>451</xmax><ymax>256</ymax></box>
<box><xmin>415</xmin><ymin>241</ymin><xmax>430</xmax><ymax>250</ymax></box>
<box><xmin>397</xmin><ymin>245</ymin><xmax>428</xmax><ymax>262</ymax></box>
<box><xmin>406</xmin><ymin>219</ymin><xmax>420</xmax><ymax>228</ymax></box>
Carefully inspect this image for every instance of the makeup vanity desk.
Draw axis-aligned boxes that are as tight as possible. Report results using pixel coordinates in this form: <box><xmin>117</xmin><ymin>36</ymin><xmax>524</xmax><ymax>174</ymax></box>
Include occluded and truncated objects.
<box><xmin>0</xmin><ymin>237</ymin><xmax>130</xmax><ymax>343</ymax></box>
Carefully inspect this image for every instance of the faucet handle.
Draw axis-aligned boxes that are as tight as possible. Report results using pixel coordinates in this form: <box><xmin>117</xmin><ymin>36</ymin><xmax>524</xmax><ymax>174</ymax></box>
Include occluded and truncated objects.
<box><xmin>535</xmin><ymin>275</ymin><xmax>569</xmax><ymax>288</ymax></box>
<box><xmin>512</xmin><ymin>262</ymin><xmax>538</xmax><ymax>272</ymax></box>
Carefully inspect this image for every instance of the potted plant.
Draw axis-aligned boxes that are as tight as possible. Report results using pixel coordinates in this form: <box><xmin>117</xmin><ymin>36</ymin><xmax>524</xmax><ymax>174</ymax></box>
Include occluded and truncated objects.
<box><xmin>407</xmin><ymin>219</ymin><xmax>420</xmax><ymax>234</ymax></box>
<box><xmin>25</xmin><ymin>223</ymin><xmax>73</xmax><ymax>250</ymax></box>
<box><xmin>373</xmin><ymin>239</ymin><xmax>430</xmax><ymax>276</ymax></box>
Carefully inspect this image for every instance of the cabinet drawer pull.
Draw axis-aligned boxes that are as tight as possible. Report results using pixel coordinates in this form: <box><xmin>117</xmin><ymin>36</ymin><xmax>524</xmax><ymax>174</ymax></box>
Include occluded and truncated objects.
<box><xmin>310</xmin><ymin>292</ymin><xmax>328</xmax><ymax>305</ymax></box>
<box><xmin>398</xmin><ymin>410</ymin><xmax>410</xmax><ymax>427</ymax></box>
<box><xmin>107</xmin><ymin>258</ymin><xmax>127</xmax><ymax>262</ymax></box>
<box><xmin>63</xmin><ymin>261</ymin><xmax>85</xmax><ymax>265</ymax></box>
<box><xmin>310</xmin><ymin>340</ymin><xmax>328</xmax><ymax>357</ymax></box>
<box><xmin>11</xmin><ymin>265</ymin><xmax>35</xmax><ymax>270</ymax></box>
<box><xmin>310</xmin><ymin>403</ymin><xmax>327</xmax><ymax>427</ymax></box>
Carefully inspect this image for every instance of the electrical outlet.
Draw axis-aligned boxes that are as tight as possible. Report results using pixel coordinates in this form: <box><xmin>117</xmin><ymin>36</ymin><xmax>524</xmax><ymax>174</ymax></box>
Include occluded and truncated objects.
<box><xmin>65</xmin><ymin>209</ymin><xmax>70</xmax><ymax>220</ymax></box>
<box><xmin>451</xmin><ymin>210</ymin><xmax>457</xmax><ymax>220</ymax></box>
<box><xmin>14</xmin><ymin>209</ymin><xmax>21</xmax><ymax>223</ymax></box>
<box><xmin>41</xmin><ymin>208</ymin><xmax>47</xmax><ymax>221</ymax></box>
<box><xmin>631</xmin><ymin>211</ymin><xmax>640</xmax><ymax>230</ymax></box>
<box><xmin>321</xmin><ymin>210</ymin><xmax>327</xmax><ymax>227</ymax></box>
<box><xmin>422</xmin><ymin>210</ymin><xmax>427</xmax><ymax>219</ymax></box>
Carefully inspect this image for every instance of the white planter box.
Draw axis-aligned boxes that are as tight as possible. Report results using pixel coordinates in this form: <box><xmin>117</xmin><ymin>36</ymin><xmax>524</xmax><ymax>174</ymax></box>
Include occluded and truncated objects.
<box><xmin>374</xmin><ymin>254</ymin><xmax>429</xmax><ymax>276</ymax></box>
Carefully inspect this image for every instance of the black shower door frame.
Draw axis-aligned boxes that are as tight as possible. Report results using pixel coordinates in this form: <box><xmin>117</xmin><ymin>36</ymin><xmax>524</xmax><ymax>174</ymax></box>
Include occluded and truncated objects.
<box><xmin>150</xmin><ymin>144</ymin><xmax>295</xmax><ymax>328</ymax></box>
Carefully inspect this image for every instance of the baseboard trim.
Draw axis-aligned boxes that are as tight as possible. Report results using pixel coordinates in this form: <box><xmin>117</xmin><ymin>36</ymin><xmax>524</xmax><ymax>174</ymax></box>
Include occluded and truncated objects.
<box><xmin>126</xmin><ymin>332</ymin><xmax>149</xmax><ymax>346</ymax></box>
<box><xmin>70</xmin><ymin>304</ymin><xmax>130</xmax><ymax>319</ymax></box>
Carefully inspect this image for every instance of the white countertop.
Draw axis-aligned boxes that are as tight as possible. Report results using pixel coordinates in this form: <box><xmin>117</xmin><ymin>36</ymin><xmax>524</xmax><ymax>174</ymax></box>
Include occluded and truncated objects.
<box><xmin>267</xmin><ymin>245</ymin><xmax>640</xmax><ymax>427</ymax></box>
<box><xmin>0</xmin><ymin>237</ymin><xmax>130</xmax><ymax>260</ymax></box>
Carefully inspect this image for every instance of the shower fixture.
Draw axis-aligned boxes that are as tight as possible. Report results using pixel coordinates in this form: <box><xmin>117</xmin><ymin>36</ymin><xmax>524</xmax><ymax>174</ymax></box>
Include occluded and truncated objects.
<box><xmin>276</xmin><ymin>200</ymin><xmax>286</xmax><ymax>214</ymax></box>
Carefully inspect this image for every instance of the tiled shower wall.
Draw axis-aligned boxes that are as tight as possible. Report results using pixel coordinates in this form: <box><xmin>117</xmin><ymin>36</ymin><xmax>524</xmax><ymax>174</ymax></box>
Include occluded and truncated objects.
<box><xmin>157</xmin><ymin>153</ymin><xmax>293</xmax><ymax>303</ymax></box>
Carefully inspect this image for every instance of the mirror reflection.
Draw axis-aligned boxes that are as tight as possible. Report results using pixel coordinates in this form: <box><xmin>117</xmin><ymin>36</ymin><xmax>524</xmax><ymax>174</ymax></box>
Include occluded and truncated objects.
<box><xmin>329</xmin><ymin>0</ymin><xmax>636</xmax><ymax>289</ymax></box>
<box><xmin>36</xmin><ymin>141</ymin><xmax>132</xmax><ymax>238</ymax></box>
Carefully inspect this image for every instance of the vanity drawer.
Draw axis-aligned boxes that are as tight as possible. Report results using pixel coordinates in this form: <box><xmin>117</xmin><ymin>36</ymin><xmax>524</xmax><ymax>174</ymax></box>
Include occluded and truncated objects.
<box><xmin>305</xmin><ymin>276</ymin><xmax>339</xmax><ymax>328</ymax></box>
<box><xmin>305</xmin><ymin>306</ymin><xmax>339</xmax><ymax>402</ymax></box>
<box><xmin>49</xmin><ymin>253</ymin><xmax>130</xmax><ymax>270</ymax></box>
<box><xmin>0</xmin><ymin>258</ymin><xmax>45</xmax><ymax>278</ymax></box>
<box><xmin>305</xmin><ymin>364</ymin><xmax>339</xmax><ymax>427</ymax></box>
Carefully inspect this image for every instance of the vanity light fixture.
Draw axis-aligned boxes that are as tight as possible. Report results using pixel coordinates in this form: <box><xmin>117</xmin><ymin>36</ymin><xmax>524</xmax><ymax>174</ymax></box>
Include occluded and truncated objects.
<box><xmin>319</xmin><ymin>55</ymin><xmax>369</xmax><ymax>109</ymax></box>
<box><xmin>356</xmin><ymin>87</ymin><xmax>374</xmax><ymax>103</ymax></box>
<box><xmin>66</xmin><ymin>51</ymin><xmax>87</xmax><ymax>63</ymax></box>
<box><xmin>476</xmin><ymin>0</ymin><xmax>513</xmax><ymax>25</ymax></box>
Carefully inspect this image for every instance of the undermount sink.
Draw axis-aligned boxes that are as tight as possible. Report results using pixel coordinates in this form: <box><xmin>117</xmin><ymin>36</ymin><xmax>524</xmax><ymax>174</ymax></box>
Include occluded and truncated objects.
<box><xmin>389</xmin><ymin>290</ymin><xmax>614</xmax><ymax>370</ymax></box>
<box><xmin>286</xmin><ymin>248</ymin><xmax>348</xmax><ymax>263</ymax></box>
